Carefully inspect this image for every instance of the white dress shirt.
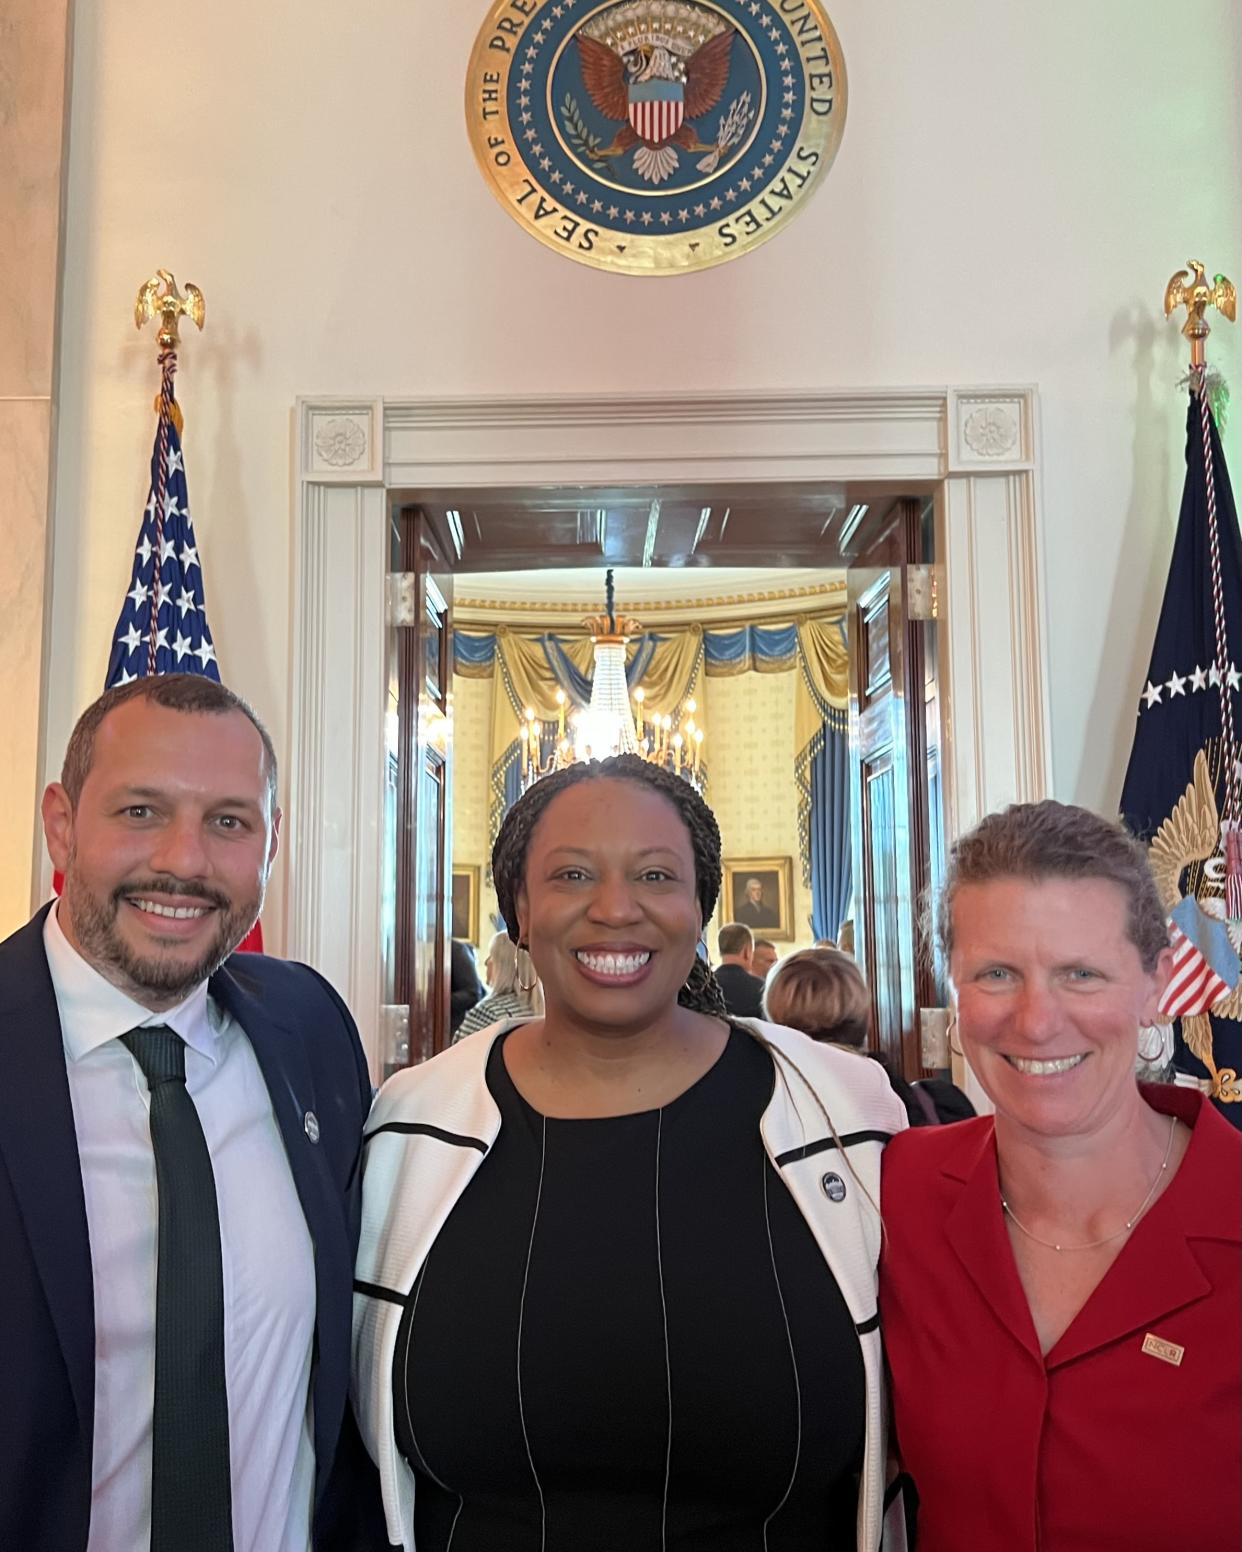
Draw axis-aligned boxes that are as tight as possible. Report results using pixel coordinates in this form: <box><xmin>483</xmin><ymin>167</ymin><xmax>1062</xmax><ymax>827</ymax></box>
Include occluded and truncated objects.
<box><xmin>45</xmin><ymin>904</ymin><xmax>317</xmax><ymax>1552</ymax></box>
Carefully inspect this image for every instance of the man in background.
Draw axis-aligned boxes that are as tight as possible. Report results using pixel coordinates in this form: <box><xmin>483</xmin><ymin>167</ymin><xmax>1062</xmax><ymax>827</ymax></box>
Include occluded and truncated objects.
<box><xmin>713</xmin><ymin>921</ymin><xmax>765</xmax><ymax>1019</ymax></box>
<box><xmin>752</xmin><ymin>937</ymin><xmax>779</xmax><ymax>981</ymax></box>
<box><xmin>0</xmin><ymin>675</ymin><xmax>384</xmax><ymax>1551</ymax></box>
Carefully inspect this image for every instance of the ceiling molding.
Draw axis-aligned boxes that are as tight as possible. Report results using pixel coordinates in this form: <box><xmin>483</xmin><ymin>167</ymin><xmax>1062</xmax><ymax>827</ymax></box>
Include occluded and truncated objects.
<box><xmin>381</xmin><ymin>388</ymin><xmax>952</xmax><ymax>432</ymax></box>
<box><xmin>453</xmin><ymin>570</ymin><xmax>847</xmax><ymax>628</ymax></box>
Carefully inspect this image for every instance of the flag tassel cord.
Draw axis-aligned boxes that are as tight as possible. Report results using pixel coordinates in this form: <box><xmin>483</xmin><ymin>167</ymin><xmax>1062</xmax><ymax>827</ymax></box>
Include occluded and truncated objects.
<box><xmin>147</xmin><ymin>348</ymin><xmax>177</xmax><ymax>676</ymax></box>
<box><xmin>1193</xmin><ymin>366</ymin><xmax>1242</xmax><ymax>920</ymax></box>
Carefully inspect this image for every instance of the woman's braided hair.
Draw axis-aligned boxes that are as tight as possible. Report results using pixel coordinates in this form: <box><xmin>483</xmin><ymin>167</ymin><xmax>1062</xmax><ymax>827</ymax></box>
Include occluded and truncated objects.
<box><xmin>490</xmin><ymin>753</ymin><xmax>728</xmax><ymax>1018</ymax></box>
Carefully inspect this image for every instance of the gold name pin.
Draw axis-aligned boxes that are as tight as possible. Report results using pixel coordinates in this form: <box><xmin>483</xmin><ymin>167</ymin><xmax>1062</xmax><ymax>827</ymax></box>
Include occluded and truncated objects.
<box><xmin>1142</xmin><ymin>1333</ymin><xmax>1185</xmax><ymax>1367</ymax></box>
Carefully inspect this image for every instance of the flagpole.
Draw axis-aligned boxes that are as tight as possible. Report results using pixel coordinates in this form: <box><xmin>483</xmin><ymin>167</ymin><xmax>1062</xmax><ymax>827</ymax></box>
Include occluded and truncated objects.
<box><xmin>1164</xmin><ymin>261</ymin><xmax>1241</xmax><ymax>920</ymax></box>
<box><xmin>134</xmin><ymin>270</ymin><xmax>205</xmax><ymax>675</ymax></box>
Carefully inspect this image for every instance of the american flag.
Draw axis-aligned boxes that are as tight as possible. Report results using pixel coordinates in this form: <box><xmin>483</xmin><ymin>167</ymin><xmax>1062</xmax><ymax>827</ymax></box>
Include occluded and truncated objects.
<box><xmin>104</xmin><ymin>388</ymin><xmax>218</xmax><ymax>688</ymax></box>
<box><xmin>93</xmin><ymin>369</ymin><xmax>262</xmax><ymax>952</ymax></box>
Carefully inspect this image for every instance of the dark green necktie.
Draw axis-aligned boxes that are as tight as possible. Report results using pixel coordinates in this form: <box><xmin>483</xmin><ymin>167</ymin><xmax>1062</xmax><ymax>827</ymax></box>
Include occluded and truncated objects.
<box><xmin>123</xmin><ymin>1025</ymin><xmax>234</xmax><ymax>1552</ymax></box>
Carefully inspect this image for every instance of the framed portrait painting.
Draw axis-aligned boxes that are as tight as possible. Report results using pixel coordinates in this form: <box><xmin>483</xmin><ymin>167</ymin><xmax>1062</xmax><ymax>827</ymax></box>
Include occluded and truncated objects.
<box><xmin>722</xmin><ymin>857</ymin><xmax>794</xmax><ymax>941</ymax></box>
<box><xmin>450</xmin><ymin>864</ymin><xmax>480</xmax><ymax>945</ymax></box>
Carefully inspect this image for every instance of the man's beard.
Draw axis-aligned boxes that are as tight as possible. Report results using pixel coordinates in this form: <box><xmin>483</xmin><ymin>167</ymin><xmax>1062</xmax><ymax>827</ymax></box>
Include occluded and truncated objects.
<box><xmin>64</xmin><ymin>866</ymin><xmax>264</xmax><ymax>1003</ymax></box>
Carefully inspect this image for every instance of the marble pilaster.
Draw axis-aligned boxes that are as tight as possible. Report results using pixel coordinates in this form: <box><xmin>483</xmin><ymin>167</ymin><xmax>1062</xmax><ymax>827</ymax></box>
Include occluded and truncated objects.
<box><xmin>0</xmin><ymin>0</ymin><xmax>72</xmax><ymax>931</ymax></box>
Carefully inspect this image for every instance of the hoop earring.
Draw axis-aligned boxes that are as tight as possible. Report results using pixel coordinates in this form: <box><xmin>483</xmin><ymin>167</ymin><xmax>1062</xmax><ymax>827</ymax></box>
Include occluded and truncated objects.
<box><xmin>516</xmin><ymin>944</ymin><xmax>538</xmax><ymax>995</ymax></box>
<box><xmin>1137</xmin><ymin>1021</ymin><xmax>1171</xmax><ymax>1065</ymax></box>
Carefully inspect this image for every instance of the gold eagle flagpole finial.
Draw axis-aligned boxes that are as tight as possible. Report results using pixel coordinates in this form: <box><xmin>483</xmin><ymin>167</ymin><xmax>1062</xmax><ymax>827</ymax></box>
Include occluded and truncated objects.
<box><xmin>1163</xmin><ymin>260</ymin><xmax>1236</xmax><ymax>370</ymax></box>
<box><xmin>134</xmin><ymin>268</ymin><xmax>206</xmax><ymax>352</ymax></box>
<box><xmin>132</xmin><ymin>271</ymin><xmax>204</xmax><ymax>670</ymax></box>
<box><xmin>134</xmin><ymin>269</ymin><xmax>204</xmax><ymax>436</ymax></box>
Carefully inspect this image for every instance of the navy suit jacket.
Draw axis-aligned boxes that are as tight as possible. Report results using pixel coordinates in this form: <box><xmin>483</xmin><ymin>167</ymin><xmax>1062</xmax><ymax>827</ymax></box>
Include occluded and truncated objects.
<box><xmin>0</xmin><ymin>905</ymin><xmax>388</xmax><ymax>1550</ymax></box>
<box><xmin>713</xmin><ymin>961</ymin><xmax>765</xmax><ymax>1020</ymax></box>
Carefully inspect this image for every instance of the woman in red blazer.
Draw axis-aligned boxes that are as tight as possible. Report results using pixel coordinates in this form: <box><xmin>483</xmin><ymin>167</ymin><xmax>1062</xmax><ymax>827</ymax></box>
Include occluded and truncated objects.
<box><xmin>880</xmin><ymin>800</ymin><xmax>1241</xmax><ymax>1552</ymax></box>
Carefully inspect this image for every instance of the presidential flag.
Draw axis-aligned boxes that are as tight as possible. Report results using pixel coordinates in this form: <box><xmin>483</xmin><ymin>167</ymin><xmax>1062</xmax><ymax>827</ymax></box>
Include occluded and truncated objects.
<box><xmin>1120</xmin><ymin>388</ymin><xmax>1242</xmax><ymax>1122</ymax></box>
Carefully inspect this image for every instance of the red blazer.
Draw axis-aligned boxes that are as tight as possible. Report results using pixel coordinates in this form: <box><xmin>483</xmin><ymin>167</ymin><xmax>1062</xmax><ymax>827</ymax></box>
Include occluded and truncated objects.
<box><xmin>879</xmin><ymin>1086</ymin><xmax>1241</xmax><ymax>1552</ymax></box>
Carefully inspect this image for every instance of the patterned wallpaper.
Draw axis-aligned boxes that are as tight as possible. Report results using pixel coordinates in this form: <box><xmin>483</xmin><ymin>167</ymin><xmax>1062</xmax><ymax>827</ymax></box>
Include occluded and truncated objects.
<box><xmin>451</xmin><ymin>666</ymin><xmax>819</xmax><ymax>958</ymax></box>
<box><xmin>702</xmin><ymin>670</ymin><xmax>816</xmax><ymax>954</ymax></box>
<box><xmin>451</xmin><ymin>672</ymin><xmax>501</xmax><ymax>946</ymax></box>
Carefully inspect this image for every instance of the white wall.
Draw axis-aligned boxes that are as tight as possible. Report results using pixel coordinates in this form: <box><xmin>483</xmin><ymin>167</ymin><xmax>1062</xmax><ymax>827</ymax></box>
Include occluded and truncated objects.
<box><xmin>47</xmin><ymin>0</ymin><xmax>1242</xmax><ymax>947</ymax></box>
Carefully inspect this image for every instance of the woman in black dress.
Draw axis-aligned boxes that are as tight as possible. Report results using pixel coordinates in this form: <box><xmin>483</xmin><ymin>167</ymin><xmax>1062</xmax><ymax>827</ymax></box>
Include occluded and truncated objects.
<box><xmin>353</xmin><ymin>755</ymin><xmax>906</xmax><ymax>1551</ymax></box>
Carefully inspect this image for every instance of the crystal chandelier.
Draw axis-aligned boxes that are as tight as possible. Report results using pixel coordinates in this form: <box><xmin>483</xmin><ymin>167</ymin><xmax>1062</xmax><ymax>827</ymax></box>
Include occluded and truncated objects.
<box><xmin>518</xmin><ymin>569</ymin><xmax>705</xmax><ymax>793</ymax></box>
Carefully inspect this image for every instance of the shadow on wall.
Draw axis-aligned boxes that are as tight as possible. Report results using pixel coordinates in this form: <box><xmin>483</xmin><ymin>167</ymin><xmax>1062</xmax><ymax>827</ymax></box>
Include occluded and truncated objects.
<box><xmin>1084</xmin><ymin>300</ymin><xmax>1183</xmax><ymax>807</ymax></box>
<box><xmin>195</xmin><ymin>319</ymin><xmax>267</xmax><ymax>716</ymax></box>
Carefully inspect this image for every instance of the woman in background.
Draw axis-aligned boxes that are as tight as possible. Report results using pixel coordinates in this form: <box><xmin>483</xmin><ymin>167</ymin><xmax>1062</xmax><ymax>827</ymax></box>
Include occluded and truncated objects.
<box><xmin>449</xmin><ymin>938</ymin><xmax>485</xmax><ymax>1036</ymax></box>
<box><xmin>353</xmin><ymin>754</ymin><xmax>906</xmax><ymax>1552</ymax></box>
<box><xmin>880</xmin><ymin>800</ymin><xmax>1241</xmax><ymax>1551</ymax></box>
<box><xmin>763</xmin><ymin>947</ymin><xmax>973</xmax><ymax>1127</ymax></box>
<box><xmin>454</xmin><ymin>930</ymin><xmax>542</xmax><ymax>1039</ymax></box>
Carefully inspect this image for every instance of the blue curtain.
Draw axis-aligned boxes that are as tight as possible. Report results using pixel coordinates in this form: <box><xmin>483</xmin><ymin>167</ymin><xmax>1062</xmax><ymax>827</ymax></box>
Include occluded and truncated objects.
<box><xmin>454</xmin><ymin>631</ymin><xmax>496</xmax><ymax>673</ymax></box>
<box><xmin>701</xmin><ymin>622</ymin><xmax>798</xmax><ymax>673</ymax></box>
<box><xmin>809</xmin><ymin>723</ymin><xmax>852</xmax><ymax>941</ymax></box>
<box><xmin>541</xmin><ymin>635</ymin><xmax>592</xmax><ymax>704</ymax></box>
<box><xmin>463</xmin><ymin>625</ymin><xmax>796</xmax><ymax>681</ymax></box>
<box><xmin>541</xmin><ymin>632</ymin><xmax>659</xmax><ymax>704</ymax></box>
<box><xmin>457</xmin><ymin>631</ymin><xmax>659</xmax><ymax>703</ymax></box>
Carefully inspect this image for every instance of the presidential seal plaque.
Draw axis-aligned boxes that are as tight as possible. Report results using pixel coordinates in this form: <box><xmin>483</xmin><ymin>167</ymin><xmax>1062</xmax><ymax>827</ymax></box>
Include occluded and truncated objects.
<box><xmin>467</xmin><ymin>0</ymin><xmax>847</xmax><ymax>274</ymax></box>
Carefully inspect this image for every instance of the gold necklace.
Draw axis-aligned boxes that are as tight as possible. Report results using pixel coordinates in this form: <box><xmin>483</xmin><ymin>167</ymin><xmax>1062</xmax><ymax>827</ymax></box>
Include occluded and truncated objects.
<box><xmin>1000</xmin><ymin>1115</ymin><xmax>1178</xmax><ymax>1252</ymax></box>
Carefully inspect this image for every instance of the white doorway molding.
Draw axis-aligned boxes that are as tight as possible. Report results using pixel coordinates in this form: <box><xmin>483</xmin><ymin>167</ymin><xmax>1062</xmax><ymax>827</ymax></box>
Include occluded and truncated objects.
<box><xmin>290</xmin><ymin>388</ymin><xmax>1051</xmax><ymax>1075</ymax></box>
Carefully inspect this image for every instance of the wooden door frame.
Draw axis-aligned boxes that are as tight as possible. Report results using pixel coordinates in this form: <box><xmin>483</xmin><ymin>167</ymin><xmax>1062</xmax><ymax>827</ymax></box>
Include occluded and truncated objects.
<box><xmin>288</xmin><ymin>388</ymin><xmax>1049</xmax><ymax>1080</ymax></box>
<box><xmin>391</xmin><ymin>505</ymin><xmax>454</xmax><ymax>1063</ymax></box>
<box><xmin>847</xmin><ymin>499</ymin><xmax>937</xmax><ymax>1080</ymax></box>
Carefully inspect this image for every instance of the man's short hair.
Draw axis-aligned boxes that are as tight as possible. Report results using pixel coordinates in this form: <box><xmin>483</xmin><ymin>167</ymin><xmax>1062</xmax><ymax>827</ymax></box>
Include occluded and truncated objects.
<box><xmin>753</xmin><ymin>938</ymin><xmax>776</xmax><ymax>955</ymax></box>
<box><xmin>717</xmin><ymin>921</ymin><xmax>754</xmax><ymax>958</ymax></box>
<box><xmin>61</xmin><ymin>675</ymin><xmax>278</xmax><ymax>814</ymax></box>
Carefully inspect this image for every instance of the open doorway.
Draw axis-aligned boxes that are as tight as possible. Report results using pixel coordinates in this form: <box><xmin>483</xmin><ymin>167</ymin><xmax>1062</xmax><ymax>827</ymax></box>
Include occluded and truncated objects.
<box><xmin>381</xmin><ymin>480</ymin><xmax>946</xmax><ymax>1083</ymax></box>
<box><xmin>291</xmin><ymin>386</ymin><xmax>1049</xmax><ymax>1103</ymax></box>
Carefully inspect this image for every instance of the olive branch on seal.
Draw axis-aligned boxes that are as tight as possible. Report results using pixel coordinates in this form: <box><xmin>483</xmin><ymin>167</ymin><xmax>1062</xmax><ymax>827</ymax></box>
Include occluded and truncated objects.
<box><xmin>560</xmin><ymin>94</ymin><xmax>607</xmax><ymax>166</ymax></box>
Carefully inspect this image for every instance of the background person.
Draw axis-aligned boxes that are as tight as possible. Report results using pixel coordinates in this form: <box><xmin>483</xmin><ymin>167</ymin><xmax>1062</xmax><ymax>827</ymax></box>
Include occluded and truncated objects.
<box><xmin>454</xmin><ymin>929</ymin><xmax>543</xmax><ymax>1039</ymax></box>
<box><xmin>880</xmin><ymin>800</ymin><xmax>1241</xmax><ymax>1551</ymax></box>
<box><xmin>713</xmin><ymin>919</ymin><xmax>765</xmax><ymax>1019</ymax></box>
<box><xmin>353</xmin><ymin>754</ymin><xmax>906</xmax><ymax>1552</ymax></box>
<box><xmin>751</xmin><ymin>937</ymin><xmax>779</xmax><ymax>979</ymax></box>
<box><xmin>449</xmin><ymin>938</ymin><xmax>485</xmax><ymax>1036</ymax></box>
<box><xmin>763</xmin><ymin>947</ymin><xmax>973</xmax><ymax>1128</ymax></box>
<box><xmin>0</xmin><ymin>675</ymin><xmax>383</xmax><ymax>1552</ymax></box>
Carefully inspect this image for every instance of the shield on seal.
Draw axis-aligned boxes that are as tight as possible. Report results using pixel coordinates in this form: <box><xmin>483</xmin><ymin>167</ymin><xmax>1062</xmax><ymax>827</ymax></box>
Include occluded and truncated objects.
<box><xmin>627</xmin><ymin>80</ymin><xmax>685</xmax><ymax>147</ymax></box>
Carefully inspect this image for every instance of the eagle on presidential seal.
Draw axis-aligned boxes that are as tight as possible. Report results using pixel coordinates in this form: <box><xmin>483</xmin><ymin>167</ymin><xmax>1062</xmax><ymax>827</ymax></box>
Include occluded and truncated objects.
<box><xmin>1148</xmin><ymin>746</ymin><xmax>1242</xmax><ymax>1101</ymax></box>
<box><xmin>574</xmin><ymin>0</ymin><xmax>753</xmax><ymax>185</ymax></box>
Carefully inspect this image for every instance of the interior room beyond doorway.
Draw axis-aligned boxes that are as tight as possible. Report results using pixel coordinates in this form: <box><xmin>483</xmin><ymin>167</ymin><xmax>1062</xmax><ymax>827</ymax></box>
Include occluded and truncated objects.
<box><xmin>451</xmin><ymin>562</ymin><xmax>848</xmax><ymax>970</ymax></box>
<box><xmin>383</xmin><ymin>480</ymin><xmax>945</xmax><ymax>1083</ymax></box>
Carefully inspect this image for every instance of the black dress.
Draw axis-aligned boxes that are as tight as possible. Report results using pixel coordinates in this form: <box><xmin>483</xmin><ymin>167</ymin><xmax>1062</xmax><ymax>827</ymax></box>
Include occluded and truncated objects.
<box><xmin>393</xmin><ymin>1025</ymin><xmax>865</xmax><ymax>1551</ymax></box>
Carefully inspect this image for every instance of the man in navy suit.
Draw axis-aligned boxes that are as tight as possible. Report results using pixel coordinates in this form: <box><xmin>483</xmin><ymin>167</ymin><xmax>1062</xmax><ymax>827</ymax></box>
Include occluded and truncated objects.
<box><xmin>712</xmin><ymin>921</ymin><xmax>766</xmax><ymax>1019</ymax></box>
<box><xmin>0</xmin><ymin>675</ymin><xmax>386</xmax><ymax>1550</ymax></box>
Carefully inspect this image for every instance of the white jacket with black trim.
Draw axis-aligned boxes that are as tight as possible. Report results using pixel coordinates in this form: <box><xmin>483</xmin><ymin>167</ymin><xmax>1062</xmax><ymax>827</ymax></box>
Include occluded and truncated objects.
<box><xmin>352</xmin><ymin>1018</ymin><xmax>909</xmax><ymax>1551</ymax></box>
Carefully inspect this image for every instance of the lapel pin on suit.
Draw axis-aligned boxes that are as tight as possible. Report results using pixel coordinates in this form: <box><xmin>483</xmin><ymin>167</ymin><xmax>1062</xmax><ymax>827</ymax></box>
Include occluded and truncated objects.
<box><xmin>303</xmin><ymin>1111</ymin><xmax>320</xmax><ymax>1144</ymax></box>
<box><xmin>1141</xmin><ymin>1333</ymin><xmax>1184</xmax><ymax>1366</ymax></box>
<box><xmin>821</xmin><ymin>1171</ymin><xmax>847</xmax><ymax>1202</ymax></box>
